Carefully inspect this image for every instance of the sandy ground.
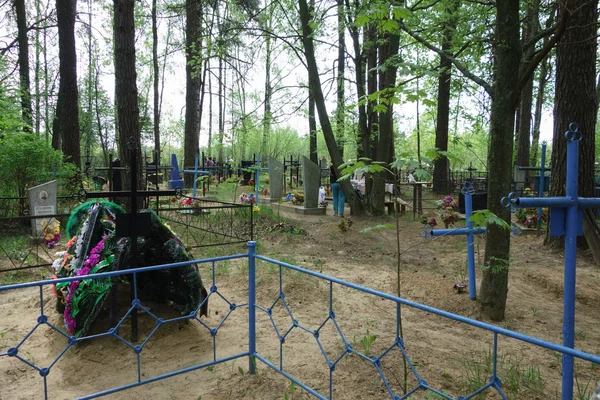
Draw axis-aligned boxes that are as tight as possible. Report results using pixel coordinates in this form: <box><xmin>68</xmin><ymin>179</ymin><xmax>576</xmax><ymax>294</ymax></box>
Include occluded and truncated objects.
<box><xmin>1</xmin><ymin>205</ymin><xmax>599</xmax><ymax>400</ymax></box>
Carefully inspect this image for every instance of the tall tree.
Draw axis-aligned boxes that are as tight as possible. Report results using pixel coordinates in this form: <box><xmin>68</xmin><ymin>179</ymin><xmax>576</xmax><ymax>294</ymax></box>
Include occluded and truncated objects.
<box><xmin>184</xmin><ymin>0</ymin><xmax>202</xmax><ymax>188</ymax></box>
<box><xmin>308</xmin><ymin>85</ymin><xmax>317</xmax><ymax>164</ymax></box>
<box><xmin>515</xmin><ymin>0</ymin><xmax>540</xmax><ymax>167</ymax></box>
<box><xmin>335</xmin><ymin>0</ymin><xmax>345</xmax><ymax>156</ymax></box>
<box><xmin>432</xmin><ymin>1</ymin><xmax>459</xmax><ymax>193</ymax></box>
<box><xmin>548</xmin><ymin>0</ymin><xmax>598</xmax><ymax>244</ymax></box>
<box><xmin>152</xmin><ymin>0</ymin><xmax>160</xmax><ymax>160</ymax></box>
<box><xmin>299</xmin><ymin>0</ymin><xmax>364</xmax><ymax>215</ymax></box>
<box><xmin>56</xmin><ymin>0</ymin><xmax>81</xmax><ymax>168</ymax></box>
<box><xmin>530</xmin><ymin>57</ymin><xmax>550</xmax><ymax>166</ymax></box>
<box><xmin>402</xmin><ymin>0</ymin><xmax>569</xmax><ymax>319</ymax></box>
<box><xmin>114</xmin><ymin>0</ymin><xmax>142</xmax><ymax>198</ymax></box>
<box><xmin>14</xmin><ymin>0</ymin><xmax>33</xmax><ymax>130</ymax></box>
<box><xmin>261</xmin><ymin>4</ymin><xmax>273</xmax><ymax>162</ymax></box>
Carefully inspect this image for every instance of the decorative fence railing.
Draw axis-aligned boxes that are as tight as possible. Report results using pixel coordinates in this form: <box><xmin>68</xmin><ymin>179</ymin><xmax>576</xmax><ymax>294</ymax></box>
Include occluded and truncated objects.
<box><xmin>0</xmin><ymin>193</ymin><xmax>252</xmax><ymax>277</ymax></box>
<box><xmin>1</xmin><ymin>242</ymin><xmax>598</xmax><ymax>399</ymax></box>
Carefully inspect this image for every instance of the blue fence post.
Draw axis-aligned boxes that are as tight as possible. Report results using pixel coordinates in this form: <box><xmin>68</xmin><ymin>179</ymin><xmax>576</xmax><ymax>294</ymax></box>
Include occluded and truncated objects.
<box><xmin>248</xmin><ymin>241</ymin><xmax>257</xmax><ymax>374</ymax></box>
<box><xmin>464</xmin><ymin>188</ymin><xmax>477</xmax><ymax>300</ymax></box>
<box><xmin>562</xmin><ymin>133</ymin><xmax>578</xmax><ymax>399</ymax></box>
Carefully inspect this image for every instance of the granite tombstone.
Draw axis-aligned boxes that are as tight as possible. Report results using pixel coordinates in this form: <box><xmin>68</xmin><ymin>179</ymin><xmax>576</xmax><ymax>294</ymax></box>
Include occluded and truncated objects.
<box><xmin>28</xmin><ymin>180</ymin><xmax>57</xmax><ymax>236</ymax></box>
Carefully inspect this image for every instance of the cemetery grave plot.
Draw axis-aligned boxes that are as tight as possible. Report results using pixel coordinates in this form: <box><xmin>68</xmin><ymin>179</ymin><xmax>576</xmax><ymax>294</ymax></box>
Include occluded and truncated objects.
<box><xmin>0</xmin><ymin>209</ymin><xmax>599</xmax><ymax>399</ymax></box>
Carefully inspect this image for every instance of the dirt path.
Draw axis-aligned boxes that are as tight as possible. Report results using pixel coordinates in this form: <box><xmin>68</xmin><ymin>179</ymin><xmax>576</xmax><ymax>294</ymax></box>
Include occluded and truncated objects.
<box><xmin>1</xmin><ymin>207</ymin><xmax>599</xmax><ymax>399</ymax></box>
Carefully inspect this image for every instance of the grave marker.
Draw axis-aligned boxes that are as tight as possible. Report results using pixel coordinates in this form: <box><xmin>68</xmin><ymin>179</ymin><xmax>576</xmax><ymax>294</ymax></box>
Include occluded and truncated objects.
<box><xmin>501</xmin><ymin>123</ymin><xmax>600</xmax><ymax>400</ymax></box>
<box><xmin>28</xmin><ymin>181</ymin><xmax>57</xmax><ymax>237</ymax></box>
<box><xmin>421</xmin><ymin>182</ymin><xmax>521</xmax><ymax>300</ymax></box>
<box><xmin>181</xmin><ymin>154</ymin><xmax>210</xmax><ymax>197</ymax></box>
<box><xmin>268</xmin><ymin>157</ymin><xmax>284</xmax><ymax>201</ymax></box>
<box><xmin>168</xmin><ymin>154</ymin><xmax>184</xmax><ymax>189</ymax></box>
<box><xmin>298</xmin><ymin>156</ymin><xmax>325</xmax><ymax>214</ymax></box>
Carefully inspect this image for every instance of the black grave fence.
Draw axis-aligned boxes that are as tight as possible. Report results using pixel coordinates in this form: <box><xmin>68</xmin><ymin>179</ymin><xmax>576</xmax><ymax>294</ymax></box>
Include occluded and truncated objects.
<box><xmin>0</xmin><ymin>191</ymin><xmax>253</xmax><ymax>279</ymax></box>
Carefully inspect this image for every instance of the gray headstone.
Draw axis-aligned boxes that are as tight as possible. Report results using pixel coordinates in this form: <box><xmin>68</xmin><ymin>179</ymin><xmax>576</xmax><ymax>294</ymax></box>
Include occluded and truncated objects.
<box><xmin>319</xmin><ymin>158</ymin><xmax>330</xmax><ymax>178</ymax></box>
<box><xmin>28</xmin><ymin>180</ymin><xmax>57</xmax><ymax>236</ymax></box>
<box><xmin>301</xmin><ymin>156</ymin><xmax>320</xmax><ymax>209</ymax></box>
<box><xmin>268</xmin><ymin>157</ymin><xmax>284</xmax><ymax>201</ymax></box>
<box><xmin>513</xmin><ymin>166</ymin><xmax>526</xmax><ymax>192</ymax></box>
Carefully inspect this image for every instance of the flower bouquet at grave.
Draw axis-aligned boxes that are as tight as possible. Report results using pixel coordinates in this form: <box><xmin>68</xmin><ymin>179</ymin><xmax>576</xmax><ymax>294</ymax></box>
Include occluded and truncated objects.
<box><xmin>51</xmin><ymin>201</ymin><xmax>208</xmax><ymax>338</ymax></box>
<box><xmin>515</xmin><ymin>207</ymin><xmax>547</xmax><ymax>228</ymax></box>
<box><xmin>291</xmin><ymin>190</ymin><xmax>304</xmax><ymax>205</ymax></box>
<box><xmin>239</xmin><ymin>192</ymin><xmax>256</xmax><ymax>205</ymax></box>
<box><xmin>41</xmin><ymin>219</ymin><xmax>61</xmax><ymax>248</ymax></box>
<box><xmin>436</xmin><ymin>195</ymin><xmax>460</xmax><ymax>228</ymax></box>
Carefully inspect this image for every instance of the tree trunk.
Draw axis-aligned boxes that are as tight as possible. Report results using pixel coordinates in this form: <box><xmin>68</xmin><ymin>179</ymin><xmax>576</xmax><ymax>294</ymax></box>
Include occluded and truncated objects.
<box><xmin>309</xmin><ymin>85</ymin><xmax>317</xmax><ymax>164</ymax></box>
<box><xmin>152</xmin><ymin>0</ymin><xmax>160</xmax><ymax>160</ymax></box>
<box><xmin>347</xmin><ymin>19</ymin><xmax>368</xmax><ymax>159</ymax></box>
<box><xmin>262</xmin><ymin>9</ymin><xmax>272</xmax><ymax>162</ymax></box>
<box><xmin>184</xmin><ymin>0</ymin><xmax>201</xmax><ymax>188</ymax></box>
<box><xmin>432</xmin><ymin>1</ymin><xmax>458</xmax><ymax>193</ymax></box>
<box><xmin>56</xmin><ymin>0</ymin><xmax>81</xmax><ymax>168</ymax></box>
<box><xmin>335</xmin><ymin>0</ymin><xmax>345</xmax><ymax>156</ymax></box>
<box><xmin>218</xmin><ymin>56</ymin><xmax>225</xmax><ymax>164</ymax></box>
<box><xmin>479</xmin><ymin>0</ymin><xmax>520</xmax><ymax>321</ymax></box>
<box><xmin>515</xmin><ymin>0</ymin><xmax>539</xmax><ymax>167</ymax></box>
<box><xmin>34</xmin><ymin>0</ymin><xmax>42</xmax><ymax>134</ymax></box>
<box><xmin>14</xmin><ymin>0</ymin><xmax>33</xmax><ymax>130</ymax></box>
<box><xmin>530</xmin><ymin>57</ymin><xmax>549</xmax><ymax>166</ymax></box>
<box><xmin>370</xmin><ymin>15</ymin><xmax>400</xmax><ymax>215</ymax></box>
<box><xmin>547</xmin><ymin>0</ymin><xmax>598</xmax><ymax>247</ymax></box>
<box><xmin>298</xmin><ymin>0</ymin><xmax>364</xmax><ymax>215</ymax></box>
<box><xmin>114</xmin><ymin>0</ymin><xmax>142</xmax><ymax>205</ymax></box>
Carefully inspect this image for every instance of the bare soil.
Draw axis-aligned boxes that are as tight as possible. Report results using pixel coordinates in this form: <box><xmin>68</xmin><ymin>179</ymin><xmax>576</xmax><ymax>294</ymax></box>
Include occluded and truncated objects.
<box><xmin>1</xmin><ymin>206</ymin><xmax>599</xmax><ymax>400</ymax></box>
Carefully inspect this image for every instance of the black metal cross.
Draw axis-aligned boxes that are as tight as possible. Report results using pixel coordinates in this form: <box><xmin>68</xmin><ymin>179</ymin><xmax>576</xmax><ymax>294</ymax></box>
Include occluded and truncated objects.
<box><xmin>83</xmin><ymin>147</ymin><xmax>178</xmax><ymax>341</ymax></box>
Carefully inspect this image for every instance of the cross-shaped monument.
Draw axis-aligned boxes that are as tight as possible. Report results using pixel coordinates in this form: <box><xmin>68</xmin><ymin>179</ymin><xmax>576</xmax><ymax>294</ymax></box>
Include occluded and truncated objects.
<box><xmin>420</xmin><ymin>182</ymin><xmax>486</xmax><ymax>300</ymax></box>
<box><xmin>421</xmin><ymin>182</ymin><xmax>521</xmax><ymax>300</ymax></box>
<box><xmin>85</xmin><ymin>145</ymin><xmax>178</xmax><ymax>341</ymax></box>
<box><xmin>501</xmin><ymin>123</ymin><xmax>600</xmax><ymax>400</ymax></box>
<box><xmin>252</xmin><ymin>156</ymin><xmax>269</xmax><ymax>206</ymax></box>
<box><xmin>181</xmin><ymin>154</ymin><xmax>210</xmax><ymax>198</ymax></box>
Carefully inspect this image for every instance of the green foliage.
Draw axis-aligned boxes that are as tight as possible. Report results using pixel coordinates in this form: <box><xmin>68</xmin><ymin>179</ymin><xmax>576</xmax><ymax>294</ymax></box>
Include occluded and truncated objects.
<box><xmin>0</xmin><ymin>133</ymin><xmax>74</xmax><ymax>198</ymax></box>
<box><xmin>339</xmin><ymin>158</ymin><xmax>387</xmax><ymax>181</ymax></box>
<box><xmin>353</xmin><ymin>328</ymin><xmax>376</xmax><ymax>356</ymax></box>
<box><xmin>468</xmin><ymin>210</ymin><xmax>510</xmax><ymax>230</ymax></box>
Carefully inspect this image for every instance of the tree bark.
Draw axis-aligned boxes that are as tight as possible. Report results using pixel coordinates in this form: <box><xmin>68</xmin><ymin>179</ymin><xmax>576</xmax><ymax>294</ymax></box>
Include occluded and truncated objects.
<box><xmin>309</xmin><ymin>85</ymin><xmax>317</xmax><ymax>164</ymax></box>
<box><xmin>346</xmin><ymin>10</ymin><xmax>368</xmax><ymax>159</ymax></box>
<box><xmin>368</xmin><ymin>4</ymin><xmax>401</xmax><ymax>215</ymax></box>
<box><xmin>479</xmin><ymin>0</ymin><xmax>521</xmax><ymax>321</ymax></box>
<box><xmin>547</xmin><ymin>0</ymin><xmax>598</xmax><ymax>247</ymax></box>
<box><xmin>433</xmin><ymin>1</ymin><xmax>459</xmax><ymax>193</ymax></box>
<box><xmin>152</xmin><ymin>0</ymin><xmax>160</xmax><ymax>161</ymax></box>
<box><xmin>184</xmin><ymin>0</ymin><xmax>201</xmax><ymax>188</ymax></box>
<box><xmin>262</xmin><ymin>7</ymin><xmax>272</xmax><ymax>162</ymax></box>
<box><xmin>56</xmin><ymin>0</ymin><xmax>81</xmax><ymax>168</ymax></box>
<box><xmin>530</xmin><ymin>57</ymin><xmax>549</xmax><ymax>166</ymax></box>
<box><xmin>114</xmin><ymin>0</ymin><xmax>142</xmax><ymax>204</ymax></box>
<box><xmin>515</xmin><ymin>0</ymin><xmax>539</xmax><ymax>167</ymax></box>
<box><xmin>298</xmin><ymin>0</ymin><xmax>364</xmax><ymax>215</ymax></box>
<box><xmin>14</xmin><ymin>0</ymin><xmax>33</xmax><ymax>130</ymax></box>
<box><xmin>335</xmin><ymin>0</ymin><xmax>345</xmax><ymax>156</ymax></box>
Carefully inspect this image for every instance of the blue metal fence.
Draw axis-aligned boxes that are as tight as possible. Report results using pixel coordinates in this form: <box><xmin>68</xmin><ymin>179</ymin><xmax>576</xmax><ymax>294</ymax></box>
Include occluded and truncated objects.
<box><xmin>1</xmin><ymin>242</ymin><xmax>599</xmax><ymax>399</ymax></box>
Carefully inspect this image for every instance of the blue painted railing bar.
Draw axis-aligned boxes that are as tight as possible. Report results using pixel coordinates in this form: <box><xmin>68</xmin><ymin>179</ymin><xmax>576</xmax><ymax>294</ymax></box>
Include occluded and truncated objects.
<box><xmin>248</xmin><ymin>241</ymin><xmax>257</xmax><ymax>374</ymax></box>
<box><xmin>254</xmin><ymin>254</ymin><xmax>600</xmax><ymax>365</ymax></box>
<box><xmin>501</xmin><ymin>123</ymin><xmax>600</xmax><ymax>400</ymax></box>
<box><xmin>2</xmin><ymin>241</ymin><xmax>599</xmax><ymax>398</ymax></box>
<box><xmin>77</xmin><ymin>353</ymin><xmax>249</xmax><ymax>400</ymax></box>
